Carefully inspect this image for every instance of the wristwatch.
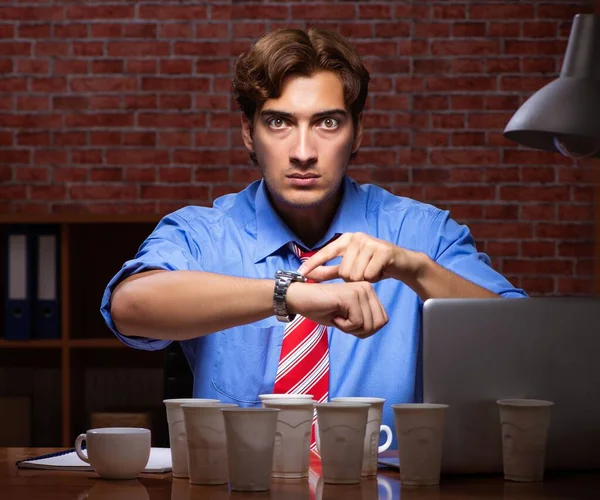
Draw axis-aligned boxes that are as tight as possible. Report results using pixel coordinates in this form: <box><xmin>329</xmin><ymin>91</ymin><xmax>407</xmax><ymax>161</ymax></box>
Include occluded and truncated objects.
<box><xmin>273</xmin><ymin>270</ymin><xmax>307</xmax><ymax>322</ymax></box>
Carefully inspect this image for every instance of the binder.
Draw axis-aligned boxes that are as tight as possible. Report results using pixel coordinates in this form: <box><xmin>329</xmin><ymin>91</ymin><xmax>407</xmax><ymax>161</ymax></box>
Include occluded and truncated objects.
<box><xmin>32</xmin><ymin>224</ymin><xmax>60</xmax><ymax>339</ymax></box>
<box><xmin>3</xmin><ymin>225</ymin><xmax>33</xmax><ymax>340</ymax></box>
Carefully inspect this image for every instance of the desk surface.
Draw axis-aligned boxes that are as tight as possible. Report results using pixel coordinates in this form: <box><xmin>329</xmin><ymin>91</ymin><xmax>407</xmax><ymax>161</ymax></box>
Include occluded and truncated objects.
<box><xmin>3</xmin><ymin>448</ymin><xmax>600</xmax><ymax>499</ymax></box>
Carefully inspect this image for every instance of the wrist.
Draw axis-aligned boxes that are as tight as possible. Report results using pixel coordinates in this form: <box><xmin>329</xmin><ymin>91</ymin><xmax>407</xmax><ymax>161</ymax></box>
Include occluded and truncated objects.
<box><xmin>391</xmin><ymin>248</ymin><xmax>431</xmax><ymax>283</ymax></box>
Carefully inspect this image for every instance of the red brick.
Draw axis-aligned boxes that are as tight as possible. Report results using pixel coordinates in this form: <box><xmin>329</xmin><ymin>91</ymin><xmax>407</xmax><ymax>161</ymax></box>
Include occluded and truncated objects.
<box><xmin>414</xmin><ymin>22</ymin><xmax>450</xmax><ymax>38</ymax></box>
<box><xmin>140</xmin><ymin>185</ymin><xmax>209</xmax><ymax>200</ymax></box>
<box><xmin>17</xmin><ymin>96</ymin><xmax>49</xmax><ymax>112</ymax></box>
<box><xmin>487</xmin><ymin>241</ymin><xmax>519</xmax><ymax>257</ymax></box>
<box><xmin>430</xmin><ymin>150</ymin><xmax>499</xmax><ymax>166</ymax></box>
<box><xmin>54</xmin><ymin>24</ymin><xmax>88</xmax><ymax>38</ymax></box>
<box><xmin>125</xmin><ymin>168</ymin><xmax>156</xmax><ymax>182</ymax></box>
<box><xmin>292</xmin><ymin>4</ymin><xmax>354</xmax><ymax>19</ymax></box>
<box><xmin>160</xmin><ymin>59</ymin><xmax>193</xmax><ymax>74</ymax></box>
<box><xmin>90</xmin><ymin>168</ymin><xmax>123</xmax><ymax>182</ymax></box>
<box><xmin>54</xmin><ymin>168</ymin><xmax>88</xmax><ymax>183</ymax></box>
<box><xmin>172</xmin><ymin>150</ymin><xmax>230</xmax><ymax>166</ymax></box>
<box><xmin>142</xmin><ymin>77</ymin><xmax>210</xmax><ymax>92</ymax></box>
<box><xmin>30</xmin><ymin>185</ymin><xmax>67</xmax><ymax>200</ymax></box>
<box><xmin>521</xmin><ymin>167</ymin><xmax>556</xmax><ymax>183</ymax></box>
<box><xmin>412</xmin><ymin>167</ymin><xmax>450</xmax><ymax>183</ymax></box>
<box><xmin>468</xmin><ymin>113</ymin><xmax>513</xmax><ymax>129</ymax></box>
<box><xmin>470</xmin><ymin>4</ymin><xmax>534</xmax><ymax>19</ymax></box>
<box><xmin>17</xmin><ymin>60</ymin><xmax>48</xmax><ymax>74</ymax></box>
<box><xmin>54</xmin><ymin>59</ymin><xmax>88</xmax><ymax>74</ymax></box>
<box><xmin>196</xmin><ymin>59</ymin><xmax>230</xmax><ymax>75</ymax></box>
<box><xmin>348</xmin><ymin>150</ymin><xmax>396</xmax><ymax>167</ymax></box>
<box><xmin>0</xmin><ymin>78</ymin><xmax>27</xmax><ymax>92</ymax></box>
<box><xmin>558</xmin><ymin>205</ymin><xmax>593</xmax><ymax>221</ymax></box>
<box><xmin>0</xmin><ymin>42</ymin><xmax>31</xmax><ymax>56</ymax></box>
<box><xmin>373</xmin><ymin>131</ymin><xmax>410</xmax><ymax>147</ymax></box>
<box><xmin>195</xmin><ymin>23</ymin><xmax>229</xmax><ymax>40</ymax></box>
<box><xmin>373</xmin><ymin>22</ymin><xmax>409</xmax><ymax>38</ymax></box>
<box><xmin>158</xmin><ymin>132</ymin><xmax>192</xmax><ymax>147</ymax></box>
<box><xmin>139</xmin><ymin>5</ymin><xmax>206</xmax><ymax>20</ymax></box>
<box><xmin>373</xmin><ymin>96</ymin><xmax>409</xmax><ymax>111</ymax></box>
<box><xmin>0</xmin><ymin>7</ymin><xmax>63</xmax><ymax>21</ymax></box>
<box><xmin>431</xmin><ymin>40</ymin><xmax>500</xmax><ymax>56</ymax></box>
<box><xmin>485</xmin><ymin>95</ymin><xmax>520</xmax><ymax>110</ymax></box>
<box><xmin>504</xmin><ymin>259</ymin><xmax>573</xmax><ymax>275</ymax></box>
<box><xmin>90</xmin><ymin>23</ymin><xmax>121</xmax><ymax>38</ymax></box>
<box><xmin>138</xmin><ymin>113</ymin><xmax>206</xmax><ymax>128</ymax></box>
<box><xmin>195</xmin><ymin>167</ymin><xmax>229</xmax><ymax>182</ymax></box>
<box><xmin>523</xmin><ymin>22</ymin><xmax>558</xmax><ymax>38</ymax></box>
<box><xmin>71</xmin><ymin>185</ymin><xmax>138</xmax><ymax>200</ymax></box>
<box><xmin>414</xmin><ymin>132</ymin><xmax>448</xmax><ymax>148</ymax></box>
<box><xmin>505</xmin><ymin>40</ymin><xmax>567</xmax><ymax>56</ymax></box>
<box><xmin>66</xmin><ymin>6</ymin><xmax>134</xmax><ymax>20</ymax></box>
<box><xmin>451</xmin><ymin>59</ymin><xmax>485</xmax><ymax>74</ymax></box>
<box><xmin>123</xmin><ymin>132</ymin><xmax>156</xmax><ymax>146</ymax></box>
<box><xmin>451</xmin><ymin>167</ymin><xmax>484</xmax><ymax>183</ymax></box>
<box><xmin>72</xmin><ymin>42</ymin><xmax>104</xmax><ymax>57</ymax></box>
<box><xmin>54</xmin><ymin>133</ymin><xmax>87</xmax><ymax>147</ymax></box>
<box><xmin>486</xmin><ymin>58</ymin><xmax>520</xmax><ymax>73</ymax></box>
<box><xmin>92</xmin><ymin>60</ymin><xmax>124</xmax><ymax>74</ymax></box>
<box><xmin>31</xmin><ymin>77</ymin><xmax>67</xmax><ymax>92</ymax></box>
<box><xmin>16</xmin><ymin>167</ymin><xmax>49</xmax><ymax>183</ymax></box>
<box><xmin>108</xmin><ymin>42</ymin><xmax>169</xmax><ymax>57</ymax></box>
<box><xmin>17</xmin><ymin>132</ymin><xmax>49</xmax><ymax>147</ymax></box>
<box><xmin>53</xmin><ymin>96</ymin><xmax>89</xmax><ymax>110</ymax></box>
<box><xmin>487</xmin><ymin>22</ymin><xmax>521</xmax><ymax>37</ymax></box>
<box><xmin>413</xmin><ymin>59</ymin><xmax>450</xmax><ymax>74</ymax></box>
<box><xmin>123</xmin><ymin>24</ymin><xmax>156</xmax><ymax>39</ymax></box>
<box><xmin>469</xmin><ymin>222</ymin><xmax>533</xmax><ymax>239</ymax></box>
<box><xmin>427</xmin><ymin>77</ymin><xmax>496</xmax><ymax>92</ymax></box>
<box><xmin>452</xmin><ymin>132</ymin><xmax>485</xmax><ymax>147</ymax></box>
<box><xmin>372</xmin><ymin>167</ymin><xmax>409</xmax><ymax>183</ymax></box>
<box><xmin>557</xmin><ymin>278</ymin><xmax>593</xmax><ymax>295</ymax></box>
<box><xmin>485</xmin><ymin>167</ymin><xmax>519</xmax><ymax>183</ymax></box>
<box><xmin>425</xmin><ymin>185</ymin><xmax>494</xmax><ymax>201</ymax></box>
<box><xmin>538</xmin><ymin>4</ymin><xmax>584</xmax><ymax>19</ymax></box>
<box><xmin>451</xmin><ymin>95</ymin><xmax>484</xmax><ymax>110</ymax></box>
<box><xmin>521</xmin><ymin>205</ymin><xmax>555</xmax><ymax>221</ymax></box>
<box><xmin>71</xmin><ymin>150</ymin><xmax>102</xmax><ymax>164</ymax></box>
<box><xmin>125</xmin><ymin>95</ymin><xmax>157</xmax><ymax>110</ymax></box>
<box><xmin>398</xmin><ymin>40</ymin><xmax>428</xmax><ymax>56</ymax></box>
<box><xmin>521</xmin><ymin>57</ymin><xmax>556</xmax><ymax>73</ymax></box>
<box><xmin>19</xmin><ymin>24</ymin><xmax>51</xmax><ymax>38</ymax></box>
<box><xmin>572</xmin><ymin>186</ymin><xmax>593</xmax><ymax>203</ymax></box>
<box><xmin>35</xmin><ymin>42</ymin><xmax>68</xmax><ymax>57</ymax></box>
<box><xmin>160</xmin><ymin>24</ymin><xmax>192</xmax><ymax>39</ymax></box>
<box><xmin>159</xmin><ymin>167</ymin><xmax>192</xmax><ymax>183</ymax></box>
<box><xmin>66</xmin><ymin>113</ymin><xmax>133</xmax><ymax>128</ymax></box>
<box><xmin>195</xmin><ymin>131</ymin><xmax>228</xmax><ymax>148</ymax></box>
<box><xmin>558</xmin><ymin>242</ymin><xmax>594</xmax><ymax>258</ymax></box>
<box><xmin>501</xmin><ymin>76</ymin><xmax>554</xmax><ymax>91</ymax></box>
<box><xmin>433</xmin><ymin>4</ymin><xmax>466</xmax><ymax>19</ymax></box>
<box><xmin>71</xmin><ymin>77</ymin><xmax>137</xmax><ymax>92</ymax></box>
<box><xmin>521</xmin><ymin>241</ymin><xmax>556</xmax><ymax>258</ymax></box>
<box><xmin>504</xmin><ymin>150</ymin><xmax>570</xmax><ymax>165</ymax></box>
<box><xmin>107</xmin><ymin>150</ymin><xmax>169</xmax><ymax>165</ymax></box>
<box><xmin>359</xmin><ymin>4</ymin><xmax>392</xmax><ymax>19</ymax></box>
<box><xmin>453</xmin><ymin>22</ymin><xmax>486</xmax><ymax>37</ymax></box>
<box><xmin>126</xmin><ymin>60</ymin><xmax>156</xmax><ymax>74</ymax></box>
<box><xmin>500</xmin><ymin>186</ymin><xmax>569</xmax><ymax>202</ymax></box>
<box><xmin>0</xmin><ymin>25</ymin><xmax>13</xmax><ymax>38</ymax></box>
<box><xmin>431</xmin><ymin>114</ymin><xmax>466</xmax><ymax>129</ymax></box>
<box><xmin>521</xmin><ymin>277</ymin><xmax>555</xmax><ymax>294</ymax></box>
<box><xmin>366</xmin><ymin>59</ymin><xmax>410</xmax><ymax>74</ymax></box>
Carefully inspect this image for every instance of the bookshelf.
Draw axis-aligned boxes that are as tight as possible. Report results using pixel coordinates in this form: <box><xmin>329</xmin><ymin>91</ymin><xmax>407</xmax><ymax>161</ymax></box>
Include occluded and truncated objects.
<box><xmin>0</xmin><ymin>214</ymin><xmax>167</xmax><ymax>447</ymax></box>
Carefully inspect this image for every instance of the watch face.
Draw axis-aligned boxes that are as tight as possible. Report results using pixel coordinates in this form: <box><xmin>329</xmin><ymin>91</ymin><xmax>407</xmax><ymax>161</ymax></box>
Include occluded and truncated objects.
<box><xmin>276</xmin><ymin>270</ymin><xmax>306</xmax><ymax>282</ymax></box>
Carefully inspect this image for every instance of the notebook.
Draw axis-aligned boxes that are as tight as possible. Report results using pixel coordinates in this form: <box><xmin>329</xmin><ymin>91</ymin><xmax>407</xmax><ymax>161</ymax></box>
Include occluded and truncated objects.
<box><xmin>16</xmin><ymin>447</ymin><xmax>172</xmax><ymax>473</ymax></box>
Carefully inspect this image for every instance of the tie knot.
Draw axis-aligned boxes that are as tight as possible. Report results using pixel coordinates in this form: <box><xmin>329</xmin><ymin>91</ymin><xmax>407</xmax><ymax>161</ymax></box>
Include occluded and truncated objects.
<box><xmin>288</xmin><ymin>234</ymin><xmax>340</xmax><ymax>262</ymax></box>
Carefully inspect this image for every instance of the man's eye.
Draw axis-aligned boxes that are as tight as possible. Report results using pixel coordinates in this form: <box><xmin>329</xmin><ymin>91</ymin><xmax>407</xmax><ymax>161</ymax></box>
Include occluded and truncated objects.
<box><xmin>321</xmin><ymin>118</ymin><xmax>339</xmax><ymax>129</ymax></box>
<box><xmin>268</xmin><ymin>118</ymin><xmax>286</xmax><ymax>128</ymax></box>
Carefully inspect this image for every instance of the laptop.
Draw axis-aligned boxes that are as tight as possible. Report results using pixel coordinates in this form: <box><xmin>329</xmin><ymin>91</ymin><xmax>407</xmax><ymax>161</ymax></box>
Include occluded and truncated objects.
<box><xmin>380</xmin><ymin>297</ymin><xmax>600</xmax><ymax>474</ymax></box>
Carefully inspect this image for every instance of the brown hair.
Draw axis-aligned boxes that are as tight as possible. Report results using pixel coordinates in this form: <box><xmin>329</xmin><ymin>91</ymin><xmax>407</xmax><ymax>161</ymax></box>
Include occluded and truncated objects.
<box><xmin>232</xmin><ymin>27</ymin><xmax>370</xmax><ymax>163</ymax></box>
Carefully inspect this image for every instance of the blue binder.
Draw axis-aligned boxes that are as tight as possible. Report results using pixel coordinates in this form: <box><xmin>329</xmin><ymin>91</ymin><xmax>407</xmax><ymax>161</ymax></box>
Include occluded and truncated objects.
<box><xmin>3</xmin><ymin>225</ymin><xmax>33</xmax><ymax>340</ymax></box>
<box><xmin>32</xmin><ymin>224</ymin><xmax>60</xmax><ymax>339</ymax></box>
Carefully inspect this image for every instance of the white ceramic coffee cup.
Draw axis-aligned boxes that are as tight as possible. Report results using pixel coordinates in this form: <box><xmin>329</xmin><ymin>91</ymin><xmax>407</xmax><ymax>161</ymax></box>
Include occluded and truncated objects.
<box><xmin>74</xmin><ymin>427</ymin><xmax>151</xmax><ymax>480</ymax></box>
<box><xmin>262</xmin><ymin>399</ymin><xmax>315</xmax><ymax>478</ymax></box>
<box><xmin>331</xmin><ymin>397</ymin><xmax>393</xmax><ymax>476</ymax></box>
<box><xmin>497</xmin><ymin>399</ymin><xmax>554</xmax><ymax>482</ymax></box>
<box><xmin>163</xmin><ymin>398</ymin><xmax>220</xmax><ymax>478</ymax></box>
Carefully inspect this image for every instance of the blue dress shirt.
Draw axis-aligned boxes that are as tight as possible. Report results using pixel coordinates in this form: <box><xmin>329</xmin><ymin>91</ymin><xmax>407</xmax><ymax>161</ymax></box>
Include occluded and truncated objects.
<box><xmin>100</xmin><ymin>176</ymin><xmax>527</xmax><ymax>448</ymax></box>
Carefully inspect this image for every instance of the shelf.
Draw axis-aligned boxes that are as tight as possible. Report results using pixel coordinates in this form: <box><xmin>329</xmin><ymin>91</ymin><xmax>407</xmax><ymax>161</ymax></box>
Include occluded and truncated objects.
<box><xmin>0</xmin><ymin>339</ymin><xmax>63</xmax><ymax>349</ymax></box>
<box><xmin>0</xmin><ymin>214</ymin><xmax>162</xmax><ymax>224</ymax></box>
<box><xmin>0</xmin><ymin>338</ymin><xmax>126</xmax><ymax>349</ymax></box>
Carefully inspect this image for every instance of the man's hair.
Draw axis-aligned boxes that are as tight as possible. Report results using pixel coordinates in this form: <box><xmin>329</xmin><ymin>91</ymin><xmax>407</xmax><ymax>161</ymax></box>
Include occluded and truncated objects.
<box><xmin>232</xmin><ymin>28</ymin><xmax>370</xmax><ymax>163</ymax></box>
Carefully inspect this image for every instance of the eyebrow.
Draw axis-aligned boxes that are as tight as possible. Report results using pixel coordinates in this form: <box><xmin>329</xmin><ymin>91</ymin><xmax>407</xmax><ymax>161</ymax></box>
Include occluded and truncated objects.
<box><xmin>259</xmin><ymin>108</ymin><xmax>348</xmax><ymax>120</ymax></box>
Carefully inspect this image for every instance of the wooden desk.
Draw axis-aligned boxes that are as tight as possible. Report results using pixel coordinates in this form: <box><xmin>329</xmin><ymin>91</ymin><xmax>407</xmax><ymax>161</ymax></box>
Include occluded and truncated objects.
<box><xmin>2</xmin><ymin>448</ymin><xmax>600</xmax><ymax>499</ymax></box>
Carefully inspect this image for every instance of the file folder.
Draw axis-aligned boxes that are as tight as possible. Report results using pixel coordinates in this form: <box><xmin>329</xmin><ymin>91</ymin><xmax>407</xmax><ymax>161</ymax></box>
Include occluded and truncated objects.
<box><xmin>3</xmin><ymin>225</ymin><xmax>33</xmax><ymax>340</ymax></box>
<box><xmin>32</xmin><ymin>224</ymin><xmax>60</xmax><ymax>339</ymax></box>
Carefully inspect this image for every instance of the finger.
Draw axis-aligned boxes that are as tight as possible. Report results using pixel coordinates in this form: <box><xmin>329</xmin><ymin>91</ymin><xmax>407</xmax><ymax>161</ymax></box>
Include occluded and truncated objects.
<box><xmin>357</xmin><ymin>285</ymin><xmax>373</xmax><ymax>335</ymax></box>
<box><xmin>363</xmin><ymin>251</ymin><xmax>387</xmax><ymax>283</ymax></box>
<box><xmin>368</xmin><ymin>289</ymin><xmax>388</xmax><ymax>333</ymax></box>
<box><xmin>349</xmin><ymin>247</ymin><xmax>373</xmax><ymax>282</ymax></box>
<box><xmin>332</xmin><ymin>290</ymin><xmax>363</xmax><ymax>333</ymax></box>
<box><xmin>298</xmin><ymin>238</ymin><xmax>345</xmax><ymax>276</ymax></box>
<box><xmin>338</xmin><ymin>241</ymin><xmax>360</xmax><ymax>281</ymax></box>
<box><xmin>304</xmin><ymin>264</ymin><xmax>340</xmax><ymax>282</ymax></box>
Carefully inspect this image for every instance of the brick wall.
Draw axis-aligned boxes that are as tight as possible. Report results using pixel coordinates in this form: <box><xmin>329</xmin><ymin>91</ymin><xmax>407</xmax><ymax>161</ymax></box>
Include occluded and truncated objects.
<box><xmin>0</xmin><ymin>1</ymin><xmax>596</xmax><ymax>296</ymax></box>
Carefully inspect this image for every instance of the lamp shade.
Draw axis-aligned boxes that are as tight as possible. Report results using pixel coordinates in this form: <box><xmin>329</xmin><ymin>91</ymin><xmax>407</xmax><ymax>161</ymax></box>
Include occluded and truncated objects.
<box><xmin>503</xmin><ymin>14</ymin><xmax>600</xmax><ymax>158</ymax></box>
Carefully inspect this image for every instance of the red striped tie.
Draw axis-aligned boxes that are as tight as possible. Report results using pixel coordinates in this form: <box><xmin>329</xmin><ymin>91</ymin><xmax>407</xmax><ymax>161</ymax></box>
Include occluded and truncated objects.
<box><xmin>273</xmin><ymin>241</ymin><xmax>330</xmax><ymax>452</ymax></box>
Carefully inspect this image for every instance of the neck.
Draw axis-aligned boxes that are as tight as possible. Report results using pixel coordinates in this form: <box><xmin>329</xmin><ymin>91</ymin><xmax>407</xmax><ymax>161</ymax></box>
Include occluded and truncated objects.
<box><xmin>269</xmin><ymin>188</ymin><xmax>343</xmax><ymax>249</ymax></box>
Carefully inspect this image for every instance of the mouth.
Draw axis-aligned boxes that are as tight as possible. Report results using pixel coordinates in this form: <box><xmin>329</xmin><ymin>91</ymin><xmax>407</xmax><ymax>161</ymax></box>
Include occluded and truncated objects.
<box><xmin>287</xmin><ymin>174</ymin><xmax>320</xmax><ymax>179</ymax></box>
<box><xmin>287</xmin><ymin>174</ymin><xmax>320</xmax><ymax>186</ymax></box>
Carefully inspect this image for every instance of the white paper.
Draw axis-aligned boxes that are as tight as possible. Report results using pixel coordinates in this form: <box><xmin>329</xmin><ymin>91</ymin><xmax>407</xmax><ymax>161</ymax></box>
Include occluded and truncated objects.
<box><xmin>18</xmin><ymin>447</ymin><xmax>172</xmax><ymax>473</ymax></box>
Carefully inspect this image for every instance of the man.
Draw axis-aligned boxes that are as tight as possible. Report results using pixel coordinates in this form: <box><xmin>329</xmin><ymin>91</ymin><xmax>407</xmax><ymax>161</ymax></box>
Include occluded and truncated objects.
<box><xmin>101</xmin><ymin>28</ymin><xmax>527</xmax><ymax>445</ymax></box>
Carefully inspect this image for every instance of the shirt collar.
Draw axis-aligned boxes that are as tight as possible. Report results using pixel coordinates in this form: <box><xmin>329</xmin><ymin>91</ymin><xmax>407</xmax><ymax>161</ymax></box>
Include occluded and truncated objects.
<box><xmin>253</xmin><ymin>175</ymin><xmax>369</xmax><ymax>263</ymax></box>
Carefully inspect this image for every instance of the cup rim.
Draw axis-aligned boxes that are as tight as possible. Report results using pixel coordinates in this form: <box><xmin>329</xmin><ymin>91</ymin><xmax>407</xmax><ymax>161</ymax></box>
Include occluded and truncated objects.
<box><xmin>331</xmin><ymin>397</ymin><xmax>385</xmax><ymax>404</ymax></box>
<box><xmin>262</xmin><ymin>400</ymin><xmax>316</xmax><ymax>407</ymax></box>
<box><xmin>258</xmin><ymin>394</ymin><xmax>314</xmax><ymax>399</ymax></box>
<box><xmin>220</xmin><ymin>407</ymin><xmax>280</xmax><ymax>412</ymax></box>
<box><xmin>181</xmin><ymin>403</ymin><xmax>238</xmax><ymax>409</ymax></box>
<box><xmin>163</xmin><ymin>398</ymin><xmax>220</xmax><ymax>405</ymax></box>
<box><xmin>497</xmin><ymin>399</ymin><xmax>554</xmax><ymax>407</ymax></box>
<box><xmin>391</xmin><ymin>403</ymin><xmax>449</xmax><ymax>410</ymax></box>
<box><xmin>86</xmin><ymin>427</ymin><xmax>150</xmax><ymax>435</ymax></box>
<box><xmin>315</xmin><ymin>402</ymin><xmax>370</xmax><ymax>409</ymax></box>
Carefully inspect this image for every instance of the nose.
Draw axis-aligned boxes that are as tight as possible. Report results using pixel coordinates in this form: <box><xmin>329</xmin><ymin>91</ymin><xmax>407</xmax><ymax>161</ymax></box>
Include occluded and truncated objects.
<box><xmin>290</xmin><ymin>127</ymin><xmax>317</xmax><ymax>166</ymax></box>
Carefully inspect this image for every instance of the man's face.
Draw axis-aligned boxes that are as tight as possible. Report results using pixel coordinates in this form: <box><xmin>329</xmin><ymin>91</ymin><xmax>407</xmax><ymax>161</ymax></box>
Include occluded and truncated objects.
<box><xmin>242</xmin><ymin>71</ymin><xmax>363</xmax><ymax>215</ymax></box>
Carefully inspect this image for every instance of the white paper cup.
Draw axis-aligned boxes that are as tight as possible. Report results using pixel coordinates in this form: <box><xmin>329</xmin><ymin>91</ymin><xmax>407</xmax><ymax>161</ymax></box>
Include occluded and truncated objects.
<box><xmin>331</xmin><ymin>397</ymin><xmax>393</xmax><ymax>476</ymax></box>
<box><xmin>262</xmin><ymin>399</ymin><xmax>315</xmax><ymax>478</ymax></box>
<box><xmin>222</xmin><ymin>408</ymin><xmax>280</xmax><ymax>491</ymax></box>
<box><xmin>392</xmin><ymin>403</ymin><xmax>448</xmax><ymax>486</ymax></box>
<box><xmin>497</xmin><ymin>399</ymin><xmax>554</xmax><ymax>482</ymax></box>
<box><xmin>259</xmin><ymin>393</ymin><xmax>314</xmax><ymax>406</ymax></box>
<box><xmin>181</xmin><ymin>402</ymin><xmax>237</xmax><ymax>485</ymax></box>
<box><xmin>316</xmin><ymin>402</ymin><xmax>370</xmax><ymax>484</ymax></box>
<box><xmin>163</xmin><ymin>398</ymin><xmax>220</xmax><ymax>478</ymax></box>
<box><xmin>74</xmin><ymin>427</ymin><xmax>150</xmax><ymax>480</ymax></box>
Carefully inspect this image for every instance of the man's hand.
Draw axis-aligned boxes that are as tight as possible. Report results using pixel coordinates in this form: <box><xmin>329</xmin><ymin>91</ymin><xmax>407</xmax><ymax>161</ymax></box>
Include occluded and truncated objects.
<box><xmin>298</xmin><ymin>232</ymin><xmax>425</xmax><ymax>284</ymax></box>
<box><xmin>286</xmin><ymin>281</ymin><xmax>388</xmax><ymax>339</ymax></box>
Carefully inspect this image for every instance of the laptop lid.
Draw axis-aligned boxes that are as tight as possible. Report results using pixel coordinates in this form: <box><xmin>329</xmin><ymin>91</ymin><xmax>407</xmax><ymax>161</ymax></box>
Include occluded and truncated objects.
<box><xmin>422</xmin><ymin>297</ymin><xmax>600</xmax><ymax>474</ymax></box>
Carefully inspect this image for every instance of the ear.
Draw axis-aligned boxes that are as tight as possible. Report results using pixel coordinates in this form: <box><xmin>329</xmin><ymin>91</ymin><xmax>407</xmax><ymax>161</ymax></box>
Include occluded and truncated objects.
<box><xmin>241</xmin><ymin>113</ymin><xmax>254</xmax><ymax>152</ymax></box>
<box><xmin>352</xmin><ymin>112</ymin><xmax>364</xmax><ymax>154</ymax></box>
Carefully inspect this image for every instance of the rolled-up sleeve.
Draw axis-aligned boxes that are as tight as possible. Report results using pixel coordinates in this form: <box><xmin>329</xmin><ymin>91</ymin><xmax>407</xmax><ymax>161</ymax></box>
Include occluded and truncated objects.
<box><xmin>427</xmin><ymin>210</ymin><xmax>528</xmax><ymax>298</ymax></box>
<box><xmin>100</xmin><ymin>212</ymin><xmax>206</xmax><ymax>350</ymax></box>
